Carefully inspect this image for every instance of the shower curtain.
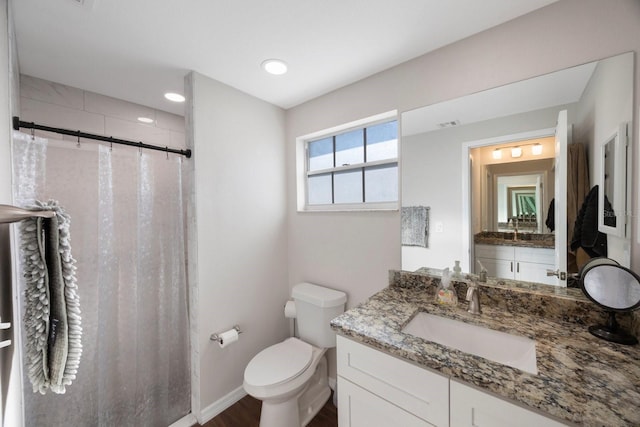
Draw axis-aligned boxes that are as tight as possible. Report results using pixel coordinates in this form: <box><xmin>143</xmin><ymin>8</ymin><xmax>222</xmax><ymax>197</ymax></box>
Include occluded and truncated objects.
<box><xmin>12</xmin><ymin>132</ymin><xmax>190</xmax><ymax>426</ymax></box>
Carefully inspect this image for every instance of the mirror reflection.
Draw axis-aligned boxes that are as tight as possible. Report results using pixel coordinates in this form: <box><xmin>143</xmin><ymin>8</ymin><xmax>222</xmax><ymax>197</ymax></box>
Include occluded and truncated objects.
<box><xmin>401</xmin><ymin>52</ymin><xmax>633</xmax><ymax>287</ymax></box>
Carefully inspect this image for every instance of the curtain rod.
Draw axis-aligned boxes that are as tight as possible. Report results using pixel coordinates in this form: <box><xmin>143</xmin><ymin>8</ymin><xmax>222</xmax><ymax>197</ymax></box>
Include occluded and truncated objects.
<box><xmin>12</xmin><ymin>116</ymin><xmax>192</xmax><ymax>159</ymax></box>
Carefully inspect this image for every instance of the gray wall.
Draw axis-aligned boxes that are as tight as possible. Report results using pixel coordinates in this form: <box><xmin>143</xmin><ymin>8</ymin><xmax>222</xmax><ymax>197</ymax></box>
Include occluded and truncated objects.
<box><xmin>286</xmin><ymin>0</ymin><xmax>640</xmax><ymax>309</ymax></box>
<box><xmin>187</xmin><ymin>72</ymin><xmax>289</xmax><ymax>423</ymax></box>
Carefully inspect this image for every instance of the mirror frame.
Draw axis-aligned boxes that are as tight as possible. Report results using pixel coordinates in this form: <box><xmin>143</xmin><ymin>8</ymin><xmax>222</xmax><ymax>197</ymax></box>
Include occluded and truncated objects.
<box><xmin>598</xmin><ymin>122</ymin><xmax>628</xmax><ymax>237</ymax></box>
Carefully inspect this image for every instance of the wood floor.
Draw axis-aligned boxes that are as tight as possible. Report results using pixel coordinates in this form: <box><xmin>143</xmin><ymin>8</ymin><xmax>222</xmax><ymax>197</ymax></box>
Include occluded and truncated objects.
<box><xmin>200</xmin><ymin>393</ymin><xmax>338</xmax><ymax>427</ymax></box>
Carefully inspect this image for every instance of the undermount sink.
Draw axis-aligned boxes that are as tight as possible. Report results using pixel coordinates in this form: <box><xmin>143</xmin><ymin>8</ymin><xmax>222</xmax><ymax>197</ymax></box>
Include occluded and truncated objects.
<box><xmin>402</xmin><ymin>312</ymin><xmax>538</xmax><ymax>375</ymax></box>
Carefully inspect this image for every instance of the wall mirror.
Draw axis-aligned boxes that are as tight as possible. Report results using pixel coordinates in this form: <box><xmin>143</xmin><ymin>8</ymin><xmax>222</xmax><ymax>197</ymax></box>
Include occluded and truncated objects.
<box><xmin>401</xmin><ymin>52</ymin><xmax>634</xmax><ymax>287</ymax></box>
<box><xmin>598</xmin><ymin>123</ymin><xmax>628</xmax><ymax>238</ymax></box>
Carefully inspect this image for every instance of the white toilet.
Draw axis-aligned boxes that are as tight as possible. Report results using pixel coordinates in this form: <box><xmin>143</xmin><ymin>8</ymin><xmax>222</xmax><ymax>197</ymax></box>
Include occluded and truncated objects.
<box><xmin>243</xmin><ymin>282</ymin><xmax>347</xmax><ymax>427</ymax></box>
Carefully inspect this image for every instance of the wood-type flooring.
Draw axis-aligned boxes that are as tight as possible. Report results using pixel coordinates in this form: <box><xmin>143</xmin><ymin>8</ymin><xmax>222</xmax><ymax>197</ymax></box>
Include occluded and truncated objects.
<box><xmin>201</xmin><ymin>393</ymin><xmax>337</xmax><ymax>427</ymax></box>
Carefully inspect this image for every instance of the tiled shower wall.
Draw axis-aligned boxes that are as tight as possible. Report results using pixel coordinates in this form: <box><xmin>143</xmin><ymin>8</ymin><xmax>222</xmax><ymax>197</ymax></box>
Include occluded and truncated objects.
<box><xmin>18</xmin><ymin>75</ymin><xmax>185</xmax><ymax>148</ymax></box>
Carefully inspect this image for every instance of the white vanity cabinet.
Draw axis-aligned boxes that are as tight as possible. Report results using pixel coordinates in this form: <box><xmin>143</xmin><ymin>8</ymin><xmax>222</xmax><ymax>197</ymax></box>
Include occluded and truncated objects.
<box><xmin>337</xmin><ymin>335</ymin><xmax>449</xmax><ymax>427</ymax></box>
<box><xmin>475</xmin><ymin>244</ymin><xmax>555</xmax><ymax>285</ymax></box>
<box><xmin>449</xmin><ymin>380</ymin><xmax>566</xmax><ymax>427</ymax></box>
<box><xmin>337</xmin><ymin>336</ymin><xmax>568</xmax><ymax>427</ymax></box>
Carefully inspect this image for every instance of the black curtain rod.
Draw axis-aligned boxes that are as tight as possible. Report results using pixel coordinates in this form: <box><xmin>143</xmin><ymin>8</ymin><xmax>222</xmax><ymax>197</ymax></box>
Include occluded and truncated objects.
<box><xmin>12</xmin><ymin>116</ymin><xmax>192</xmax><ymax>159</ymax></box>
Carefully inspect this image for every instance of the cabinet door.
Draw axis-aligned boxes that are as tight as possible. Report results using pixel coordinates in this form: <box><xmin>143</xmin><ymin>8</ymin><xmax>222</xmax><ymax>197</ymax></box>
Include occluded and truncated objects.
<box><xmin>337</xmin><ymin>336</ymin><xmax>449</xmax><ymax>427</ymax></box>
<box><xmin>450</xmin><ymin>380</ymin><xmax>567</xmax><ymax>427</ymax></box>
<box><xmin>514</xmin><ymin>247</ymin><xmax>556</xmax><ymax>284</ymax></box>
<box><xmin>476</xmin><ymin>257</ymin><xmax>514</xmax><ymax>279</ymax></box>
<box><xmin>338</xmin><ymin>377</ymin><xmax>434</xmax><ymax>427</ymax></box>
<box><xmin>515</xmin><ymin>261</ymin><xmax>556</xmax><ymax>285</ymax></box>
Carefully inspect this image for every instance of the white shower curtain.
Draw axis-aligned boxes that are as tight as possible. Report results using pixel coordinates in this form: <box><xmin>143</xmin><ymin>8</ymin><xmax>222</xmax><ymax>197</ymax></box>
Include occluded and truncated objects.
<box><xmin>12</xmin><ymin>132</ymin><xmax>190</xmax><ymax>426</ymax></box>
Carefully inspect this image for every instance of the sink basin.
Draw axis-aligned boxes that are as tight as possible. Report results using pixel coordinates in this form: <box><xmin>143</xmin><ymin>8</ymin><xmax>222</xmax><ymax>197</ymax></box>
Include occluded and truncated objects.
<box><xmin>402</xmin><ymin>312</ymin><xmax>537</xmax><ymax>375</ymax></box>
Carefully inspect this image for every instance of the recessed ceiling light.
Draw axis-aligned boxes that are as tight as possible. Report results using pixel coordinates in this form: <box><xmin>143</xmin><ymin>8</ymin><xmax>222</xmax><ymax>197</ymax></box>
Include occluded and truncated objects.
<box><xmin>261</xmin><ymin>59</ymin><xmax>288</xmax><ymax>75</ymax></box>
<box><xmin>137</xmin><ymin>117</ymin><xmax>154</xmax><ymax>124</ymax></box>
<box><xmin>164</xmin><ymin>92</ymin><xmax>185</xmax><ymax>103</ymax></box>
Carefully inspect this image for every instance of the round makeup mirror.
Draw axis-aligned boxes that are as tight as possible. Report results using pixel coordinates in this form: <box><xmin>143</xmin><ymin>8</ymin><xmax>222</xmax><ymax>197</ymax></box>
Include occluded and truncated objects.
<box><xmin>580</xmin><ymin>262</ymin><xmax>640</xmax><ymax>345</ymax></box>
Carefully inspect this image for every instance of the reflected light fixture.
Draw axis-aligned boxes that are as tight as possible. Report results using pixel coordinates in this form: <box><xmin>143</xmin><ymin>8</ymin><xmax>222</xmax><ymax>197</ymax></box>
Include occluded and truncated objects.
<box><xmin>164</xmin><ymin>92</ymin><xmax>185</xmax><ymax>103</ymax></box>
<box><xmin>492</xmin><ymin>148</ymin><xmax>502</xmax><ymax>159</ymax></box>
<box><xmin>262</xmin><ymin>59</ymin><xmax>288</xmax><ymax>75</ymax></box>
<box><xmin>532</xmin><ymin>143</ymin><xmax>543</xmax><ymax>155</ymax></box>
<box><xmin>511</xmin><ymin>147</ymin><xmax>522</xmax><ymax>158</ymax></box>
<box><xmin>137</xmin><ymin>117</ymin><xmax>154</xmax><ymax>124</ymax></box>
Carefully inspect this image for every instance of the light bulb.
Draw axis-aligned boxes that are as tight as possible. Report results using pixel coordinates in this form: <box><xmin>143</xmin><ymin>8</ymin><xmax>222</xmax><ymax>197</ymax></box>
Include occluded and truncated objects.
<box><xmin>511</xmin><ymin>147</ymin><xmax>522</xmax><ymax>158</ymax></box>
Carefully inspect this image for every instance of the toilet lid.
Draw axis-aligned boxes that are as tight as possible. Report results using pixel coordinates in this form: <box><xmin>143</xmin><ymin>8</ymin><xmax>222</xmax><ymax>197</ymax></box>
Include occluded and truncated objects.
<box><xmin>245</xmin><ymin>338</ymin><xmax>313</xmax><ymax>387</ymax></box>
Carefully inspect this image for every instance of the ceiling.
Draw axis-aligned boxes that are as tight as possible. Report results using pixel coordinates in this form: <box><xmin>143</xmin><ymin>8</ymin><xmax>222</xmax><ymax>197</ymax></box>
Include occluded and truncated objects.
<box><xmin>12</xmin><ymin>0</ymin><xmax>558</xmax><ymax>115</ymax></box>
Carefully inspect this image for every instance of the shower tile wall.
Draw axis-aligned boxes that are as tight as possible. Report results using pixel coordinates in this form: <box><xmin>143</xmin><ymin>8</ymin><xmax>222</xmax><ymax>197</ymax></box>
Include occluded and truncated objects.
<box><xmin>19</xmin><ymin>75</ymin><xmax>185</xmax><ymax>147</ymax></box>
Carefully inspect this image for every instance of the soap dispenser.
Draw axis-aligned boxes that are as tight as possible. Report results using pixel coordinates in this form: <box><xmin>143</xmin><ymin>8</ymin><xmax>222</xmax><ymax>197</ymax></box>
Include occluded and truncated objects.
<box><xmin>452</xmin><ymin>260</ymin><xmax>462</xmax><ymax>278</ymax></box>
<box><xmin>476</xmin><ymin>260</ymin><xmax>488</xmax><ymax>282</ymax></box>
<box><xmin>436</xmin><ymin>268</ymin><xmax>458</xmax><ymax>306</ymax></box>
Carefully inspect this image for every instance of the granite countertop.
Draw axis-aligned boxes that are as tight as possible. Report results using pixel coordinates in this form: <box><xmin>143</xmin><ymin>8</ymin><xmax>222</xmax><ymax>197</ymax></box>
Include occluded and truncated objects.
<box><xmin>474</xmin><ymin>231</ymin><xmax>555</xmax><ymax>249</ymax></box>
<box><xmin>330</xmin><ymin>272</ymin><xmax>640</xmax><ymax>426</ymax></box>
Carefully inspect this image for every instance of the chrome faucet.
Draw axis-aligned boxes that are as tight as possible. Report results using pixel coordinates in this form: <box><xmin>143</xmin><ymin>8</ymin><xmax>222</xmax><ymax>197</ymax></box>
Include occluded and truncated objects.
<box><xmin>466</xmin><ymin>283</ymin><xmax>482</xmax><ymax>315</ymax></box>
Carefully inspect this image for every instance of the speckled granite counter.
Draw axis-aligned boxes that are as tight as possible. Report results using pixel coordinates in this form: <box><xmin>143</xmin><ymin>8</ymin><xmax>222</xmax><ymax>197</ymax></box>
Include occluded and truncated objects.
<box><xmin>331</xmin><ymin>270</ymin><xmax>640</xmax><ymax>426</ymax></box>
<box><xmin>475</xmin><ymin>231</ymin><xmax>555</xmax><ymax>248</ymax></box>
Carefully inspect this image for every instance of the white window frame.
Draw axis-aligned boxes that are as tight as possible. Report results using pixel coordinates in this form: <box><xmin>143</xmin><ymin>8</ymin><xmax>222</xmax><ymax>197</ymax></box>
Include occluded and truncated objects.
<box><xmin>296</xmin><ymin>111</ymin><xmax>399</xmax><ymax>212</ymax></box>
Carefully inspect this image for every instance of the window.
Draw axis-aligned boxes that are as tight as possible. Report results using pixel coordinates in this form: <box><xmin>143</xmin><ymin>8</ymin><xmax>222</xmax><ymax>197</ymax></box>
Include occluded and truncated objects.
<box><xmin>301</xmin><ymin>115</ymin><xmax>398</xmax><ymax>211</ymax></box>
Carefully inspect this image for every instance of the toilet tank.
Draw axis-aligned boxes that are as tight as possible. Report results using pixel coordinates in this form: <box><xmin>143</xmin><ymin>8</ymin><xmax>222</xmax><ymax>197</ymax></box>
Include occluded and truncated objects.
<box><xmin>292</xmin><ymin>282</ymin><xmax>347</xmax><ymax>348</ymax></box>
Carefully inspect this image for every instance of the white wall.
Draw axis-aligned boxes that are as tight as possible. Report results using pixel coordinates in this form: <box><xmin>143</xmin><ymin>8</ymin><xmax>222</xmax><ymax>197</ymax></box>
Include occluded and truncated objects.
<box><xmin>575</xmin><ymin>53</ymin><xmax>634</xmax><ymax>265</ymax></box>
<box><xmin>0</xmin><ymin>1</ymin><xmax>21</xmax><ymax>425</ymax></box>
<box><xmin>187</xmin><ymin>72</ymin><xmax>289</xmax><ymax>423</ymax></box>
<box><xmin>286</xmin><ymin>0</ymin><xmax>640</xmax><ymax>292</ymax></box>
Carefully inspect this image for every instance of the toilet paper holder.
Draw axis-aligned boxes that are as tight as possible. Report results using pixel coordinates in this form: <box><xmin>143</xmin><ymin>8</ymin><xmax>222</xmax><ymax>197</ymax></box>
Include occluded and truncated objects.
<box><xmin>210</xmin><ymin>325</ymin><xmax>242</xmax><ymax>344</ymax></box>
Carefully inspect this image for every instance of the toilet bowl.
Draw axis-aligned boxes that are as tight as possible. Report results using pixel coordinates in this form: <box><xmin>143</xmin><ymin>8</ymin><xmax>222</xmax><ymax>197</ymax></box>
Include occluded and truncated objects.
<box><xmin>244</xmin><ymin>337</ymin><xmax>330</xmax><ymax>427</ymax></box>
<box><xmin>243</xmin><ymin>282</ymin><xmax>347</xmax><ymax>427</ymax></box>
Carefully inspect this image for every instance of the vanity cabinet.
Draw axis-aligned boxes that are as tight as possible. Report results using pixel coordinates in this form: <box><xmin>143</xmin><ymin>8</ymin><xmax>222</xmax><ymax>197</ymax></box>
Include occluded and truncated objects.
<box><xmin>475</xmin><ymin>244</ymin><xmax>555</xmax><ymax>285</ymax></box>
<box><xmin>449</xmin><ymin>380</ymin><xmax>566</xmax><ymax>427</ymax></box>
<box><xmin>337</xmin><ymin>336</ymin><xmax>567</xmax><ymax>427</ymax></box>
<box><xmin>337</xmin><ymin>335</ymin><xmax>448</xmax><ymax>427</ymax></box>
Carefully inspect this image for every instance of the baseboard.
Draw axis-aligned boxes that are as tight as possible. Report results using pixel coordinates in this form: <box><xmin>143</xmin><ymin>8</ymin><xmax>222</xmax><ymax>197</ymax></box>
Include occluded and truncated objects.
<box><xmin>328</xmin><ymin>376</ymin><xmax>336</xmax><ymax>391</ymax></box>
<box><xmin>168</xmin><ymin>413</ymin><xmax>198</xmax><ymax>427</ymax></box>
<box><xmin>198</xmin><ymin>385</ymin><xmax>247</xmax><ymax>425</ymax></box>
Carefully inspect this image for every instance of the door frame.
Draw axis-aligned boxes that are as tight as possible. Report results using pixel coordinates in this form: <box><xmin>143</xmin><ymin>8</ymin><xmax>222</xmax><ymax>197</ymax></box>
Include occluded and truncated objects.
<box><xmin>461</xmin><ymin>128</ymin><xmax>556</xmax><ymax>275</ymax></box>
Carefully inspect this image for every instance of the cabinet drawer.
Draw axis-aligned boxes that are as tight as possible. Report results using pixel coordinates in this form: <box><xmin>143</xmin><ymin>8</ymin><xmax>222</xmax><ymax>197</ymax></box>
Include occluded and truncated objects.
<box><xmin>337</xmin><ymin>335</ymin><xmax>449</xmax><ymax>427</ymax></box>
<box><xmin>475</xmin><ymin>244</ymin><xmax>514</xmax><ymax>260</ymax></box>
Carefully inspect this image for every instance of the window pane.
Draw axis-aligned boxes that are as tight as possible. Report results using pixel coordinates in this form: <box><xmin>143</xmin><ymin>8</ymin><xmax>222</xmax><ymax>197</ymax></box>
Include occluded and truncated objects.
<box><xmin>308</xmin><ymin>137</ymin><xmax>333</xmax><ymax>171</ymax></box>
<box><xmin>334</xmin><ymin>169</ymin><xmax>362</xmax><ymax>204</ymax></box>
<box><xmin>365</xmin><ymin>164</ymin><xmax>397</xmax><ymax>202</ymax></box>
<box><xmin>335</xmin><ymin>129</ymin><xmax>364</xmax><ymax>166</ymax></box>
<box><xmin>366</xmin><ymin>121</ymin><xmax>398</xmax><ymax>162</ymax></box>
<box><xmin>308</xmin><ymin>173</ymin><xmax>332</xmax><ymax>205</ymax></box>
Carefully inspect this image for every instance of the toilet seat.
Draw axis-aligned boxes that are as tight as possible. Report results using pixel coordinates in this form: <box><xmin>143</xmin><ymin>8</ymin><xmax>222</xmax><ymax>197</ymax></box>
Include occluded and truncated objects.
<box><xmin>244</xmin><ymin>338</ymin><xmax>313</xmax><ymax>387</ymax></box>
